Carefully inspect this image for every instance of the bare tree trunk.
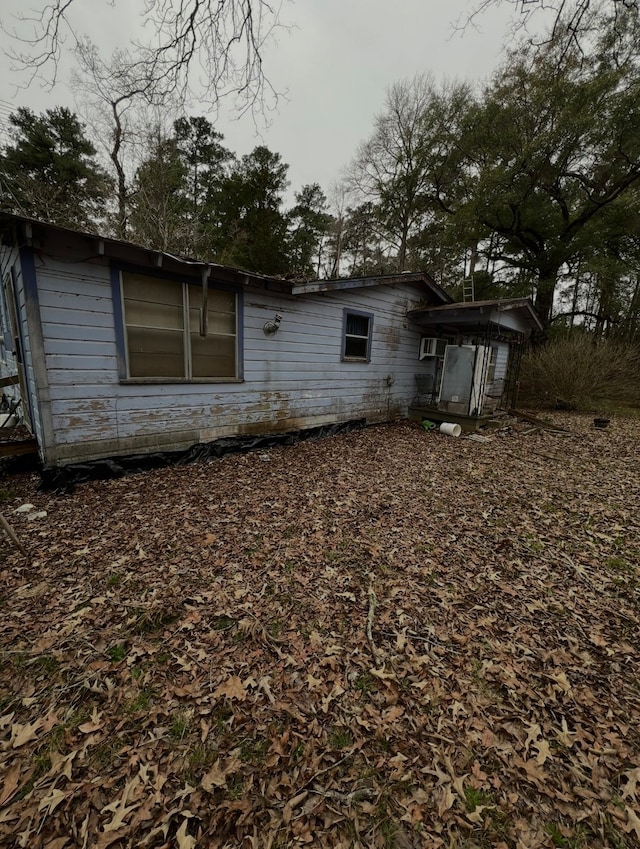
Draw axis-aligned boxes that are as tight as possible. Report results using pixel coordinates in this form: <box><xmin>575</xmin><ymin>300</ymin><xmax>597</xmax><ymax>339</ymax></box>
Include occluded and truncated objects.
<box><xmin>570</xmin><ymin>268</ymin><xmax>580</xmax><ymax>334</ymax></box>
<box><xmin>398</xmin><ymin>216</ymin><xmax>409</xmax><ymax>272</ymax></box>
<box><xmin>329</xmin><ymin>222</ymin><xmax>343</xmax><ymax>278</ymax></box>
<box><xmin>534</xmin><ymin>272</ymin><xmax>558</xmax><ymax>330</ymax></box>
<box><xmin>620</xmin><ymin>275</ymin><xmax>640</xmax><ymax>343</ymax></box>
<box><xmin>110</xmin><ymin>101</ymin><xmax>128</xmax><ymax>240</ymax></box>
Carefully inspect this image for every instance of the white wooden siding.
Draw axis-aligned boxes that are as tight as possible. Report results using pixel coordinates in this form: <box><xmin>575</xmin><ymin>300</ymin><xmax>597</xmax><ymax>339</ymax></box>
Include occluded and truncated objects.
<box><xmin>33</xmin><ymin>255</ymin><xmax>429</xmax><ymax>466</ymax></box>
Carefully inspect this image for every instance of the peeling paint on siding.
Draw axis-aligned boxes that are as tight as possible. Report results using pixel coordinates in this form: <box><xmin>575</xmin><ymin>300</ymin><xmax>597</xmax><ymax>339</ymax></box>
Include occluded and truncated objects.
<box><xmin>12</xmin><ymin>248</ymin><xmax>438</xmax><ymax>467</ymax></box>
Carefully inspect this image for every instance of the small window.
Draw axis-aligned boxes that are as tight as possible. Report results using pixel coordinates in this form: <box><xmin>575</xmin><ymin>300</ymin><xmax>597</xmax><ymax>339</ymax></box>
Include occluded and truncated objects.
<box><xmin>342</xmin><ymin>309</ymin><xmax>373</xmax><ymax>362</ymax></box>
<box><xmin>121</xmin><ymin>272</ymin><xmax>238</xmax><ymax>380</ymax></box>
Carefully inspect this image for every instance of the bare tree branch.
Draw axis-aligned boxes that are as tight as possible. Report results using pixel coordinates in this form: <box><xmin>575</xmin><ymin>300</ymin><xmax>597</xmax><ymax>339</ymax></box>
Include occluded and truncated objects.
<box><xmin>70</xmin><ymin>39</ymin><xmax>181</xmax><ymax>238</ymax></box>
<box><xmin>460</xmin><ymin>0</ymin><xmax>638</xmax><ymax>55</ymax></box>
<box><xmin>1</xmin><ymin>0</ymin><xmax>284</xmax><ymax>113</ymax></box>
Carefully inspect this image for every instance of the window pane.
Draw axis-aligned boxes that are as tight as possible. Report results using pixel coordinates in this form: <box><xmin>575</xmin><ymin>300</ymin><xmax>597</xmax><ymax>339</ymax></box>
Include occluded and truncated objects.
<box><xmin>344</xmin><ymin>312</ymin><xmax>370</xmax><ymax>359</ymax></box>
<box><xmin>192</xmin><ymin>335</ymin><xmax>236</xmax><ymax>378</ymax></box>
<box><xmin>344</xmin><ymin>335</ymin><xmax>368</xmax><ymax>359</ymax></box>
<box><xmin>124</xmin><ymin>274</ymin><xmax>184</xmax><ymax>328</ymax></box>
<box><xmin>122</xmin><ymin>273</ymin><xmax>238</xmax><ymax>380</ymax></box>
<box><xmin>188</xmin><ymin>285</ymin><xmax>237</xmax><ymax>378</ymax></box>
<box><xmin>346</xmin><ymin>314</ymin><xmax>369</xmax><ymax>337</ymax></box>
<box><xmin>188</xmin><ymin>305</ymin><xmax>236</xmax><ymax>335</ymax></box>
<box><xmin>127</xmin><ymin>327</ymin><xmax>185</xmax><ymax>377</ymax></box>
<box><xmin>128</xmin><ymin>299</ymin><xmax>184</xmax><ymax>329</ymax></box>
<box><xmin>210</xmin><ymin>289</ymin><xmax>236</xmax><ymax>313</ymax></box>
<box><xmin>188</xmin><ymin>287</ymin><xmax>236</xmax><ymax>335</ymax></box>
<box><xmin>123</xmin><ymin>273</ymin><xmax>186</xmax><ymax>378</ymax></box>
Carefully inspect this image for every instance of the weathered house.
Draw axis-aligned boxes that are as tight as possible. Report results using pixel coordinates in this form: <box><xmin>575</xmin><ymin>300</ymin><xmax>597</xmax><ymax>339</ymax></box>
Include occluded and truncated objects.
<box><xmin>0</xmin><ymin>214</ymin><xmax>540</xmax><ymax>471</ymax></box>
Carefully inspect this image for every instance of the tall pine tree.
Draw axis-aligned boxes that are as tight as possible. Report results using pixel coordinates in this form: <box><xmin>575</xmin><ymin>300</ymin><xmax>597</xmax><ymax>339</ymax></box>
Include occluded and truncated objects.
<box><xmin>0</xmin><ymin>107</ymin><xmax>112</xmax><ymax>231</ymax></box>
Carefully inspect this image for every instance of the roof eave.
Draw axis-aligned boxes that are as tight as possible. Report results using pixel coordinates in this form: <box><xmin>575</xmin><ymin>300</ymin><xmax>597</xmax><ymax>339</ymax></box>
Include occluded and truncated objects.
<box><xmin>0</xmin><ymin>211</ymin><xmax>293</xmax><ymax>290</ymax></box>
<box><xmin>407</xmin><ymin>299</ymin><xmax>544</xmax><ymax>333</ymax></box>
<box><xmin>292</xmin><ymin>272</ymin><xmax>452</xmax><ymax>304</ymax></box>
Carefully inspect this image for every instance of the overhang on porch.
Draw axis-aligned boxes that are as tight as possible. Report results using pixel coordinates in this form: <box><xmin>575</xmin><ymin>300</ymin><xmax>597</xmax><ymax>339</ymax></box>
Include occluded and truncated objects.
<box><xmin>406</xmin><ymin>297</ymin><xmax>543</xmax><ymax>336</ymax></box>
<box><xmin>405</xmin><ymin>298</ymin><xmax>543</xmax><ymax>424</ymax></box>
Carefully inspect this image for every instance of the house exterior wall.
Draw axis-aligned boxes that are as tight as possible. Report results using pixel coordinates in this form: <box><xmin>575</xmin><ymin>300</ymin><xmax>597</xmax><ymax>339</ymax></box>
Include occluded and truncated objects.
<box><xmin>29</xmin><ymin>252</ymin><xmax>431</xmax><ymax>467</ymax></box>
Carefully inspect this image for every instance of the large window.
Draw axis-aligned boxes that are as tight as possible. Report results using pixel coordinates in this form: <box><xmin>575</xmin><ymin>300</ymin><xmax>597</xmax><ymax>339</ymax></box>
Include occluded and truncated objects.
<box><xmin>122</xmin><ymin>272</ymin><xmax>238</xmax><ymax>380</ymax></box>
<box><xmin>342</xmin><ymin>308</ymin><xmax>373</xmax><ymax>362</ymax></box>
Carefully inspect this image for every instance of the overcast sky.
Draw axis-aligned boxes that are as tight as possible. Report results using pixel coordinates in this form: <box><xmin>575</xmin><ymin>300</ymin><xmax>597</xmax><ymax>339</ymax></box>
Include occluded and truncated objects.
<box><xmin>0</xmin><ymin>0</ymin><xmax>529</xmax><ymax>203</ymax></box>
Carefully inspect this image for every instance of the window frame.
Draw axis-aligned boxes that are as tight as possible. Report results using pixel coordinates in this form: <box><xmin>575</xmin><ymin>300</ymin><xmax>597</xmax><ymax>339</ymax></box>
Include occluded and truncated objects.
<box><xmin>341</xmin><ymin>308</ymin><xmax>373</xmax><ymax>363</ymax></box>
<box><xmin>486</xmin><ymin>345</ymin><xmax>498</xmax><ymax>384</ymax></box>
<box><xmin>112</xmin><ymin>265</ymin><xmax>243</xmax><ymax>384</ymax></box>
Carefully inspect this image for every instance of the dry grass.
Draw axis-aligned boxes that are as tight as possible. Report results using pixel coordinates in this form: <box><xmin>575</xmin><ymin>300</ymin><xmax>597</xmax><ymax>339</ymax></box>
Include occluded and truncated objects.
<box><xmin>519</xmin><ymin>336</ymin><xmax>640</xmax><ymax>411</ymax></box>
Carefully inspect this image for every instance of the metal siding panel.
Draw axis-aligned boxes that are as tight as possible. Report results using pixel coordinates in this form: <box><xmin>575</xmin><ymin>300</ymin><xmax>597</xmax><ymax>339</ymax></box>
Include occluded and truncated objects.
<box><xmin>46</xmin><ymin>354</ymin><xmax>119</xmax><ymax>371</ymax></box>
<box><xmin>37</xmin><ymin>288</ymin><xmax>114</xmax><ymax>313</ymax></box>
<box><xmin>48</xmin><ymin>369</ymin><xmax>117</xmax><ymax>385</ymax></box>
<box><xmin>37</xmin><ymin>273</ymin><xmax>113</xmax><ymax>300</ymax></box>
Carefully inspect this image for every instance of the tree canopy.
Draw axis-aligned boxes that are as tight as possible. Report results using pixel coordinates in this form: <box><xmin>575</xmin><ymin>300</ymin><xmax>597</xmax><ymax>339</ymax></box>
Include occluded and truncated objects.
<box><xmin>458</xmin><ymin>33</ymin><xmax>640</xmax><ymax>324</ymax></box>
<box><xmin>128</xmin><ymin>122</ymin><xmax>332</xmax><ymax>276</ymax></box>
<box><xmin>2</xmin><ymin>1</ymin><xmax>640</xmax><ymax>338</ymax></box>
<box><xmin>0</xmin><ymin>106</ymin><xmax>111</xmax><ymax>231</ymax></box>
<box><xmin>342</xmin><ymin>7</ymin><xmax>640</xmax><ymax>335</ymax></box>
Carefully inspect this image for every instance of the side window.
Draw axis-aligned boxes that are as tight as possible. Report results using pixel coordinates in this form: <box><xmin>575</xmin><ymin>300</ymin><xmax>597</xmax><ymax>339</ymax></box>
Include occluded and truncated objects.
<box><xmin>342</xmin><ymin>309</ymin><xmax>373</xmax><ymax>362</ymax></box>
<box><xmin>121</xmin><ymin>272</ymin><xmax>239</xmax><ymax>380</ymax></box>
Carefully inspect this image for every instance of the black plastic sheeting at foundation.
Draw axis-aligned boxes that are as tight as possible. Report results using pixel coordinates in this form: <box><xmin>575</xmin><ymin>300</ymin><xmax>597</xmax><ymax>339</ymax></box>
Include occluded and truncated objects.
<box><xmin>40</xmin><ymin>419</ymin><xmax>366</xmax><ymax>492</ymax></box>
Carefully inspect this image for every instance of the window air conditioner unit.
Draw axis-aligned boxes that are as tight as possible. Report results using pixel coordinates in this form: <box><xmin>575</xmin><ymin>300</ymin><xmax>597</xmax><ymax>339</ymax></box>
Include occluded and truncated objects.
<box><xmin>419</xmin><ymin>337</ymin><xmax>446</xmax><ymax>359</ymax></box>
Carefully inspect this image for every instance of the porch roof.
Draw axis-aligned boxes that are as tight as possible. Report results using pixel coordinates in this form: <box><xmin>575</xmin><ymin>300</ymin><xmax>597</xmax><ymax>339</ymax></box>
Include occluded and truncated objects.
<box><xmin>407</xmin><ymin>298</ymin><xmax>543</xmax><ymax>334</ymax></box>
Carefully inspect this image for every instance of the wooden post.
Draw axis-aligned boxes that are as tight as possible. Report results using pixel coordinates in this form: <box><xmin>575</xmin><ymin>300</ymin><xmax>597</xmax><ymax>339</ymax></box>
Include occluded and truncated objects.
<box><xmin>0</xmin><ymin>513</ymin><xmax>26</xmax><ymax>556</ymax></box>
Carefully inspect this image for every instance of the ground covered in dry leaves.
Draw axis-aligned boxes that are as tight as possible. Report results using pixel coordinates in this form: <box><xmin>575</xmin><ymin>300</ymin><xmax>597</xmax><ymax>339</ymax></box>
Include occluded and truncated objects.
<box><xmin>1</xmin><ymin>414</ymin><xmax>639</xmax><ymax>849</ymax></box>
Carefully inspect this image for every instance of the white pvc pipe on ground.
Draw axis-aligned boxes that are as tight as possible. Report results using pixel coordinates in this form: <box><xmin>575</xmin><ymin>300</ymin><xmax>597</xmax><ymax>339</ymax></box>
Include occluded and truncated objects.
<box><xmin>439</xmin><ymin>422</ymin><xmax>462</xmax><ymax>437</ymax></box>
